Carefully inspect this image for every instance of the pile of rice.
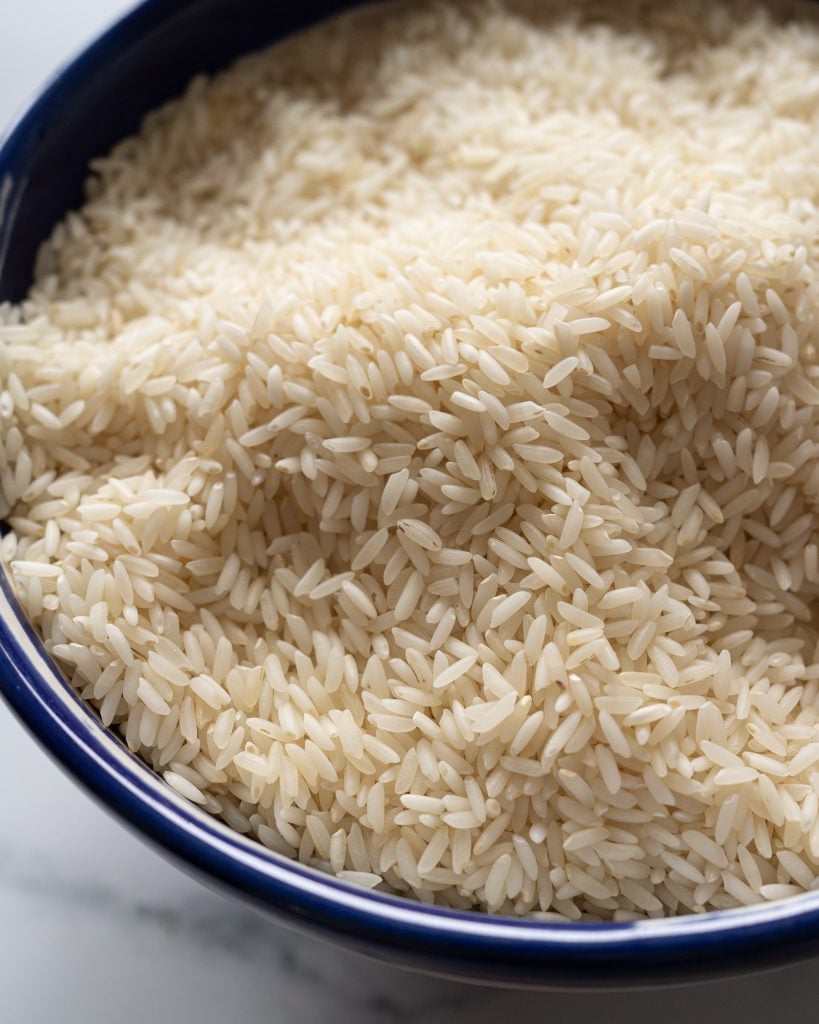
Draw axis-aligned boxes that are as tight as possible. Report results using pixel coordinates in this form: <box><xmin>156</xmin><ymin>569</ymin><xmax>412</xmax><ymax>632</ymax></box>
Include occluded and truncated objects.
<box><xmin>3</xmin><ymin>0</ymin><xmax>819</xmax><ymax>920</ymax></box>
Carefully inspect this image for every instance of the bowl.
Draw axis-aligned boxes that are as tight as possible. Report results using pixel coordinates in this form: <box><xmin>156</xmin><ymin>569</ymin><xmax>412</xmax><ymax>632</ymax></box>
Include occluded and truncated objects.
<box><xmin>2</xmin><ymin>0</ymin><xmax>819</xmax><ymax>989</ymax></box>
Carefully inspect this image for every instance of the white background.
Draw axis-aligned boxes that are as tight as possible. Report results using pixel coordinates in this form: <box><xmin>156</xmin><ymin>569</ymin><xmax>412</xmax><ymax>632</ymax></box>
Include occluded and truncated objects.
<box><xmin>1</xmin><ymin>2</ymin><xmax>818</xmax><ymax>1021</ymax></box>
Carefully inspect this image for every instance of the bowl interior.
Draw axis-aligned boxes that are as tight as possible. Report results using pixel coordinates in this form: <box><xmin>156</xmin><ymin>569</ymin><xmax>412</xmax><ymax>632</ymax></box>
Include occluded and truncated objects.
<box><xmin>0</xmin><ymin>0</ymin><xmax>364</xmax><ymax>302</ymax></box>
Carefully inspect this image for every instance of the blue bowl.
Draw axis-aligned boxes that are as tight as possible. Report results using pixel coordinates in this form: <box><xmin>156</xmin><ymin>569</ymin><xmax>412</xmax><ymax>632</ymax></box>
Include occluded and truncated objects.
<box><xmin>2</xmin><ymin>0</ymin><xmax>819</xmax><ymax>988</ymax></box>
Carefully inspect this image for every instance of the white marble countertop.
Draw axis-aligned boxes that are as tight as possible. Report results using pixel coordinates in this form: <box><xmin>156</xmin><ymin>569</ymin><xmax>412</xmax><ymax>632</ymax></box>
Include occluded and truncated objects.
<box><xmin>1</xmin><ymin>3</ymin><xmax>818</xmax><ymax>1020</ymax></box>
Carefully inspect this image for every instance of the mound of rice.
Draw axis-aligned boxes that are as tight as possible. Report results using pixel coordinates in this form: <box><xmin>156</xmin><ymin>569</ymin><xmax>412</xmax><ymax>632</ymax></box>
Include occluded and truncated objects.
<box><xmin>2</xmin><ymin>0</ymin><xmax>819</xmax><ymax>919</ymax></box>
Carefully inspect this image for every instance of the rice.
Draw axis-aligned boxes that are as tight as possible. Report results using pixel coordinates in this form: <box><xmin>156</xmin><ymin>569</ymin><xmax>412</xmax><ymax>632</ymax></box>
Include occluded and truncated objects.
<box><xmin>3</xmin><ymin>0</ymin><xmax>819</xmax><ymax>919</ymax></box>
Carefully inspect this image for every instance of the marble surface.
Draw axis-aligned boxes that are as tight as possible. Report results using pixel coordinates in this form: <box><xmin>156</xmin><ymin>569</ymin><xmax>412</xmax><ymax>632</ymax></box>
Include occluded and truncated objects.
<box><xmin>1</xmin><ymin>2</ymin><xmax>818</xmax><ymax>1021</ymax></box>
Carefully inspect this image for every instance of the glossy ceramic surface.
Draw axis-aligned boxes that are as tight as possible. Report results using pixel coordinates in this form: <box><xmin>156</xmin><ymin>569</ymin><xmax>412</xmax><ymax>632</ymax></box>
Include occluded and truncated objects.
<box><xmin>2</xmin><ymin>0</ymin><xmax>819</xmax><ymax>988</ymax></box>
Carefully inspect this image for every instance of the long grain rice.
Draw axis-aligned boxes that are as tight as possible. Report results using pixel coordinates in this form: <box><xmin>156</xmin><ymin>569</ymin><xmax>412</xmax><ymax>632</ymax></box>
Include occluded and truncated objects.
<box><xmin>2</xmin><ymin>0</ymin><xmax>819</xmax><ymax>920</ymax></box>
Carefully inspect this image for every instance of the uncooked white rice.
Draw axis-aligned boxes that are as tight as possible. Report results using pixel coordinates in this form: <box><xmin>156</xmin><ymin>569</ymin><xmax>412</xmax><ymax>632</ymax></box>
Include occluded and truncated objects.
<box><xmin>2</xmin><ymin>0</ymin><xmax>819</xmax><ymax>919</ymax></box>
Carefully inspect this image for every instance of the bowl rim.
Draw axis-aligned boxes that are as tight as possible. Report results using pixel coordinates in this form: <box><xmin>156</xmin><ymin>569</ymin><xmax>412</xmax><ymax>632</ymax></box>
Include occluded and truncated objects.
<box><xmin>2</xmin><ymin>0</ymin><xmax>819</xmax><ymax>985</ymax></box>
<box><xmin>6</xmin><ymin>571</ymin><xmax>819</xmax><ymax>983</ymax></box>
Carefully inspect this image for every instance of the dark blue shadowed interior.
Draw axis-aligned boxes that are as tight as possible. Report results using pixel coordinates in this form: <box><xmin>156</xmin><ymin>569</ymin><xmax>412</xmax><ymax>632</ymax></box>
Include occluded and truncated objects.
<box><xmin>0</xmin><ymin>0</ymin><xmax>364</xmax><ymax>302</ymax></box>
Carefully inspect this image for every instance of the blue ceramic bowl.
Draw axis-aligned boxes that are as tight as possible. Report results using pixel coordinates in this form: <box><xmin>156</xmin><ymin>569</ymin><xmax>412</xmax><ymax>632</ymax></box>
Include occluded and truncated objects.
<box><xmin>2</xmin><ymin>0</ymin><xmax>819</xmax><ymax>988</ymax></box>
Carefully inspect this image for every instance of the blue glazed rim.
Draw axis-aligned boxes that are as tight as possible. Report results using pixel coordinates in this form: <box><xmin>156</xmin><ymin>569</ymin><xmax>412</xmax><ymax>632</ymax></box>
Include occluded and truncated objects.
<box><xmin>8</xmin><ymin>568</ymin><xmax>819</xmax><ymax>986</ymax></box>
<box><xmin>2</xmin><ymin>0</ymin><xmax>819</xmax><ymax>987</ymax></box>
